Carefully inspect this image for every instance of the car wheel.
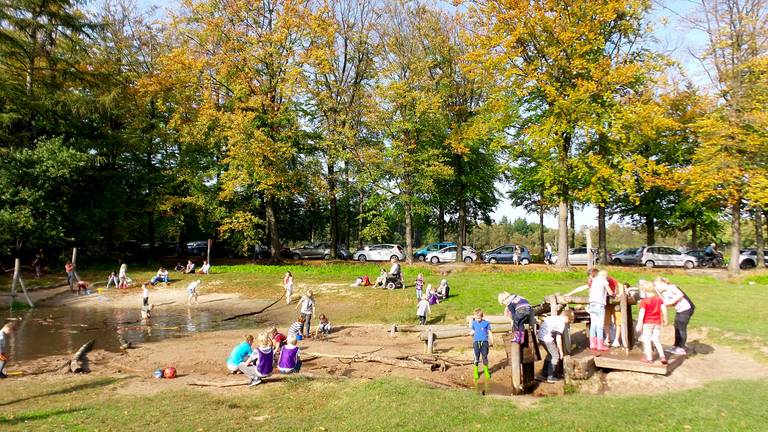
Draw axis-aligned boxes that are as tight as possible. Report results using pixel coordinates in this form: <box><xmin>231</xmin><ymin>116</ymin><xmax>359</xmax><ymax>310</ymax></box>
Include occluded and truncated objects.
<box><xmin>292</xmin><ymin>253</ymin><xmax>301</xmax><ymax>260</ymax></box>
<box><xmin>520</xmin><ymin>258</ymin><xmax>530</xmax><ymax>265</ymax></box>
<box><xmin>645</xmin><ymin>260</ymin><xmax>655</xmax><ymax>268</ymax></box>
<box><xmin>612</xmin><ymin>258</ymin><xmax>621</xmax><ymax>265</ymax></box>
<box><xmin>489</xmin><ymin>258</ymin><xmax>498</xmax><ymax>264</ymax></box>
<box><xmin>430</xmin><ymin>256</ymin><xmax>439</xmax><ymax>264</ymax></box>
<box><xmin>323</xmin><ymin>254</ymin><xmax>331</xmax><ymax>260</ymax></box>
<box><xmin>683</xmin><ymin>260</ymin><xmax>694</xmax><ymax>270</ymax></box>
<box><xmin>357</xmin><ymin>255</ymin><xmax>367</xmax><ymax>262</ymax></box>
<box><xmin>464</xmin><ymin>256</ymin><xmax>473</xmax><ymax>263</ymax></box>
<box><xmin>418</xmin><ymin>255</ymin><xmax>426</xmax><ymax>261</ymax></box>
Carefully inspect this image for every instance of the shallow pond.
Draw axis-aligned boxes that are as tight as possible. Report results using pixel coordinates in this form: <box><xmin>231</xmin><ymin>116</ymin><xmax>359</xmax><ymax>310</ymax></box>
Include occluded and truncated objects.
<box><xmin>1</xmin><ymin>296</ymin><xmax>257</xmax><ymax>362</ymax></box>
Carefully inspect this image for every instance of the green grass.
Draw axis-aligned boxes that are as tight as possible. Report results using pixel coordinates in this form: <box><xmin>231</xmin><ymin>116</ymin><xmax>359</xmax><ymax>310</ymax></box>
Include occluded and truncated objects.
<box><xmin>1</xmin><ymin>376</ymin><xmax>767</xmax><ymax>431</ymax></box>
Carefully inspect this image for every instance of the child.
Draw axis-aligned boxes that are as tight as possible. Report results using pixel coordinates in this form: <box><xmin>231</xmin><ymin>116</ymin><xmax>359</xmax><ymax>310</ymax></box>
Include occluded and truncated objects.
<box><xmin>151</xmin><ymin>267</ymin><xmax>169</xmax><ymax>285</ymax></box>
<box><xmin>174</xmin><ymin>262</ymin><xmax>185</xmax><ymax>272</ymax></box>
<box><xmin>187</xmin><ymin>279</ymin><xmax>201</xmax><ymax>305</ymax></box>
<box><xmin>141</xmin><ymin>283</ymin><xmax>150</xmax><ymax>306</ymax></box>
<box><xmin>226</xmin><ymin>335</ymin><xmax>254</xmax><ymax>374</ymax></box>
<box><xmin>437</xmin><ymin>279</ymin><xmax>450</xmax><ymax>300</ymax></box>
<box><xmin>427</xmin><ymin>285</ymin><xmax>440</xmax><ymax>305</ymax></box>
<box><xmin>77</xmin><ymin>281</ymin><xmax>89</xmax><ymax>295</ymax></box>
<box><xmin>295</xmin><ymin>290</ymin><xmax>315</xmax><ymax>336</ymax></box>
<box><xmin>565</xmin><ymin>269</ymin><xmax>611</xmax><ymax>352</ymax></box>
<box><xmin>287</xmin><ymin>315</ymin><xmax>306</xmax><ymax>340</ymax></box>
<box><xmin>239</xmin><ymin>333</ymin><xmax>274</xmax><ymax>386</ymax></box>
<box><xmin>269</xmin><ymin>327</ymin><xmax>287</xmax><ymax>353</ymax></box>
<box><xmin>415</xmin><ymin>273</ymin><xmax>424</xmax><ymax>300</ymax></box>
<box><xmin>65</xmin><ymin>261</ymin><xmax>77</xmax><ymax>291</ymax></box>
<box><xmin>315</xmin><ymin>314</ymin><xmax>331</xmax><ymax>339</ymax></box>
<box><xmin>636</xmin><ymin>282</ymin><xmax>668</xmax><ymax>364</ymax></box>
<box><xmin>498</xmin><ymin>292</ymin><xmax>532</xmax><ymax>343</ymax></box>
<box><xmin>470</xmin><ymin>308</ymin><xmax>494</xmax><ymax>380</ymax></box>
<box><xmin>374</xmin><ymin>268</ymin><xmax>386</xmax><ymax>288</ymax></box>
<box><xmin>611</xmin><ymin>283</ymin><xmax>630</xmax><ymax>347</ymax></box>
<box><xmin>416</xmin><ymin>294</ymin><xmax>431</xmax><ymax>325</ymax></box>
<box><xmin>278</xmin><ymin>334</ymin><xmax>301</xmax><ymax>374</ymax></box>
<box><xmin>118</xmin><ymin>263</ymin><xmax>128</xmax><ymax>289</ymax></box>
<box><xmin>199</xmin><ymin>260</ymin><xmax>210</xmax><ymax>274</ymax></box>
<box><xmin>512</xmin><ymin>246</ymin><xmax>520</xmax><ymax>265</ymax></box>
<box><xmin>536</xmin><ymin>309</ymin><xmax>573</xmax><ymax>382</ymax></box>
<box><xmin>106</xmin><ymin>271</ymin><xmax>119</xmax><ymax>289</ymax></box>
<box><xmin>184</xmin><ymin>260</ymin><xmax>196</xmax><ymax>274</ymax></box>
<box><xmin>283</xmin><ymin>271</ymin><xmax>294</xmax><ymax>304</ymax></box>
<box><xmin>0</xmin><ymin>321</ymin><xmax>17</xmax><ymax>378</ymax></box>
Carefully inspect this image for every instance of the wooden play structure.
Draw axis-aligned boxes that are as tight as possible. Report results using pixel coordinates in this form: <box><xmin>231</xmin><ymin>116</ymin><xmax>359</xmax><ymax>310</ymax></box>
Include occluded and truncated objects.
<box><xmin>6</xmin><ymin>258</ymin><xmax>34</xmax><ymax>310</ymax></box>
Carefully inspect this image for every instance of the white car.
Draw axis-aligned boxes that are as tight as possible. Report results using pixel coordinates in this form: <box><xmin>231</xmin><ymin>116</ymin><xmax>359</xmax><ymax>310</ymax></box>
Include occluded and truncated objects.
<box><xmin>551</xmin><ymin>247</ymin><xmax>600</xmax><ymax>265</ymax></box>
<box><xmin>353</xmin><ymin>244</ymin><xmax>405</xmax><ymax>262</ymax></box>
<box><xmin>641</xmin><ymin>246</ymin><xmax>697</xmax><ymax>269</ymax></box>
<box><xmin>739</xmin><ymin>249</ymin><xmax>768</xmax><ymax>269</ymax></box>
<box><xmin>426</xmin><ymin>246</ymin><xmax>477</xmax><ymax>264</ymax></box>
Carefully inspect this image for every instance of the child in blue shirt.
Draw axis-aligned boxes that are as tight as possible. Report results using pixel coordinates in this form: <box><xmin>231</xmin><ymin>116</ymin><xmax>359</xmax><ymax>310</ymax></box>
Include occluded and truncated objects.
<box><xmin>226</xmin><ymin>335</ymin><xmax>254</xmax><ymax>374</ymax></box>
<box><xmin>469</xmin><ymin>308</ymin><xmax>494</xmax><ymax>381</ymax></box>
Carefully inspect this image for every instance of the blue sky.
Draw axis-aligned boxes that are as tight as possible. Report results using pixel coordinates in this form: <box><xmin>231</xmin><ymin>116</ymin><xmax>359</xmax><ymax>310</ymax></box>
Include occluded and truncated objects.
<box><xmin>132</xmin><ymin>0</ymin><xmax>714</xmax><ymax>229</ymax></box>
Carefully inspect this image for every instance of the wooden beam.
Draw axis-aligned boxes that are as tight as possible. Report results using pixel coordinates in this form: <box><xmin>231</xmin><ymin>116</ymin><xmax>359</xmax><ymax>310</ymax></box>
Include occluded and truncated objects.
<box><xmin>593</xmin><ymin>353</ymin><xmax>683</xmax><ymax>375</ymax></box>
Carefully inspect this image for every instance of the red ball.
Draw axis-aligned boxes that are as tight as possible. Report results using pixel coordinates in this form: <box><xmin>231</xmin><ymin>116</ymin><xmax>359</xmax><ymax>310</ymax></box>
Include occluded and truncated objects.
<box><xmin>163</xmin><ymin>367</ymin><xmax>177</xmax><ymax>379</ymax></box>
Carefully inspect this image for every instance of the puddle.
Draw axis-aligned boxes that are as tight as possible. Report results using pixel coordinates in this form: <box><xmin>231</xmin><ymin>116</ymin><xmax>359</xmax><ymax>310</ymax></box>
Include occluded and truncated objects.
<box><xmin>1</xmin><ymin>302</ymin><xmax>257</xmax><ymax>362</ymax></box>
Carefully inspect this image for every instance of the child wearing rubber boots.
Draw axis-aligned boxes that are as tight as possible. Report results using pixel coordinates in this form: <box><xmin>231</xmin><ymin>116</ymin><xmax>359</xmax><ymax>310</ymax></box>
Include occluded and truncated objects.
<box><xmin>469</xmin><ymin>308</ymin><xmax>494</xmax><ymax>381</ymax></box>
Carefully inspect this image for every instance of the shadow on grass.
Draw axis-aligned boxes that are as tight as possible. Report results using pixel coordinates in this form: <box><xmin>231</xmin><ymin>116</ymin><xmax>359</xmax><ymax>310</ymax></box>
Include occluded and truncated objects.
<box><xmin>0</xmin><ymin>407</ymin><xmax>87</xmax><ymax>425</ymax></box>
<box><xmin>0</xmin><ymin>377</ymin><xmax>123</xmax><ymax>407</ymax></box>
<box><xmin>427</xmin><ymin>313</ymin><xmax>446</xmax><ymax>325</ymax></box>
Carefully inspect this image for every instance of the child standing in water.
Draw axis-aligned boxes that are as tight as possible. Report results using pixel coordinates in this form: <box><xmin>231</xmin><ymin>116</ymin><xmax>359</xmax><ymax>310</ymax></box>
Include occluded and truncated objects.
<box><xmin>283</xmin><ymin>271</ymin><xmax>294</xmax><ymax>304</ymax></box>
<box><xmin>470</xmin><ymin>308</ymin><xmax>494</xmax><ymax>380</ymax></box>
<box><xmin>415</xmin><ymin>273</ymin><xmax>424</xmax><ymax>300</ymax></box>
<box><xmin>141</xmin><ymin>283</ymin><xmax>150</xmax><ymax>307</ymax></box>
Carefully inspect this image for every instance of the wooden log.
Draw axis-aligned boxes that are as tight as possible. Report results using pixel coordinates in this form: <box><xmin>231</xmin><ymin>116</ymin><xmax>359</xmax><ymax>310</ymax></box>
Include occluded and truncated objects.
<box><xmin>550</xmin><ymin>296</ymin><xmax>558</xmax><ymax>317</ymax></box>
<box><xmin>425</xmin><ymin>331</ymin><xmax>435</xmax><ymax>354</ymax></box>
<box><xmin>464</xmin><ymin>315</ymin><xmax>510</xmax><ymax>325</ymax></box>
<box><xmin>563</xmin><ymin>353</ymin><xmax>596</xmax><ymax>380</ymax></box>
<box><xmin>620</xmin><ymin>293</ymin><xmax>630</xmax><ymax>353</ymax></box>
<box><xmin>503</xmin><ymin>333</ymin><xmax>524</xmax><ymax>395</ymax></box>
<box><xmin>69</xmin><ymin>339</ymin><xmax>95</xmax><ymax>373</ymax></box>
<box><xmin>419</xmin><ymin>324</ymin><xmax>513</xmax><ymax>341</ymax></box>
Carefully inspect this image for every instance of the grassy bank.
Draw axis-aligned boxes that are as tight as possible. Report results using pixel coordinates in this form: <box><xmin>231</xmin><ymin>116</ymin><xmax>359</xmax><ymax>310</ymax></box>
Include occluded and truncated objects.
<box><xmin>2</xmin><ymin>376</ymin><xmax>767</xmax><ymax>431</ymax></box>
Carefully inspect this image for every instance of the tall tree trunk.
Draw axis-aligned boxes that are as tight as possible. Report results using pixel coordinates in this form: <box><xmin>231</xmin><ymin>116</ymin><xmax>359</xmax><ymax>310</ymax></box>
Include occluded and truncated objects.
<box><xmin>691</xmin><ymin>223</ymin><xmax>698</xmax><ymax>249</ymax></box>
<box><xmin>645</xmin><ymin>215</ymin><xmax>655</xmax><ymax>246</ymax></box>
<box><xmin>404</xmin><ymin>200</ymin><xmax>414</xmax><ymax>264</ymax></box>
<box><xmin>438</xmin><ymin>202</ymin><xmax>445</xmax><ymax>243</ymax></box>
<box><xmin>265</xmin><ymin>197</ymin><xmax>281</xmax><ymax>262</ymax></box>
<box><xmin>556</xmin><ymin>200</ymin><xmax>569</xmax><ymax>268</ymax></box>
<box><xmin>569</xmin><ymin>202</ymin><xmax>576</xmax><ymax>247</ymax></box>
<box><xmin>598</xmin><ymin>205</ymin><xmax>607</xmax><ymax>264</ymax></box>
<box><xmin>345</xmin><ymin>164</ymin><xmax>351</xmax><ymax>247</ymax></box>
<box><xmin>756</xmin><ymin>208</ymin><xmax>765</xmax><ymax>268</ymax></box>
<box><xmin>457</xmin><ymin>197</ymin><xmax>466</xmax><ymax>263</ymax></box>
<box><xmin>328</xmin><ymin>160</ymin><xmax>338</xmax><ymax>259</ymax></box>
<box><xmin>358</xmin><ymin>190</ymin><xmax>364</xmax><ymax>249</ymax></box>
<box><xmin>539</xmin><ymin>203</ymin><xmax>545</xmax><ymax>259</ymax></box>
<box><xmin>728</xmin><ymin>201</ymin><xmax>741</xmax><ymax>275</ymax></box>
<box><xmin>148</xmin><ymin>211</ymin><xmax>155</xmax><ymax>259</ymax></box>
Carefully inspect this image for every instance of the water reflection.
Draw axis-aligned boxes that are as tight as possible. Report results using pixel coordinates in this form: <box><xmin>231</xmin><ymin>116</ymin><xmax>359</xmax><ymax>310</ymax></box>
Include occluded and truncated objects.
<box><xmin>1</xmin><ymin>303</ymin><xmax>257</xmax><ymax>362</ymax></box>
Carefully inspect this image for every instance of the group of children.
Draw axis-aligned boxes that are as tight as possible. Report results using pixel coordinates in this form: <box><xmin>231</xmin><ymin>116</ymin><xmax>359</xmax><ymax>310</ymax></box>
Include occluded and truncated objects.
<box><xmin>415</xmin><ymin>274</ymin><xmax>450</xmax><ymax>324</ymax></box>
<box><xmin>226</xmin><ymin>329</ymin><xmax>303</xmax><ymax>386</ymax></box>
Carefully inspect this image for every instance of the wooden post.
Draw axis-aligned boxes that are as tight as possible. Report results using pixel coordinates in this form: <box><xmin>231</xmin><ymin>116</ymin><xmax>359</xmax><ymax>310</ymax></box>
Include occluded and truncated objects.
<box><xmin>620</xmin><ymin>293</ymin><xmax>630</xmax><ymax>353</ymax></box>
<box><xmin>426</xmin><ymin>331</ymin><xmax>435</xmax><ymax>354</ymax></box>
<box><xmin>626</xmin><ymin>302</ymin><xmax>635</xmax><ymax>350</ymax></box>
<box><xmin>72</xmin><ymin>247</ymin><xmax>77</xmax><ymax>265</ymax></box>
<box><xmin>207</xmin><ymin>239</ymin><xmax>213</xmax><ymax>263</ymax></box>
<box><xmin>586</xmin><ymin>230</ymin><xmax>593</xmax><ymax>272</ymax></box>
<box><xmin>563</xmin><ymin>325</ymin><xmax>572</xmax><ymax>355</ymax></box>
<box><xmin>10</xmin><ymin>259</ymin><xmax>33</xmax><ymax>309</ymax></box>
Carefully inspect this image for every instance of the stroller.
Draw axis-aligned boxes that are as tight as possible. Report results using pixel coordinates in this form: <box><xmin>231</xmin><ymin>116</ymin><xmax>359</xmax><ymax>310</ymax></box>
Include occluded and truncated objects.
<box><xmin>385</xmin><ymin>272</ymin><xmax>405</xmax><ymax>290</ymax></box>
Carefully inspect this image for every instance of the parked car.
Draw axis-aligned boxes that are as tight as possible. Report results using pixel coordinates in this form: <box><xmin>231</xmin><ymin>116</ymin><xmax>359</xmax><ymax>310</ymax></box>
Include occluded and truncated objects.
<box><xmin>551</xmin><ymin>247</ymin><xmax>599</xmax><ymax>265</ymax></box>
<box><xmin>610</xmin><ymin>247</ymin><xmax>644</xmax><ymax>265</ymax></box>
<box><xmin>686</xmin><ymin>249</ymin><xmax>705</xmax><ymax>264</ymax></box>
<box><xmin>353</xmin><ymin>244</ymin><xmax>406</xmax><ymax>262</ymax></box>
<box><xmin>739</xmin><ymin>249</ymin><xmax>768</xmax><ymax>269</ymax></box>
<box><xmin>413</xmin><ymin>242</ymin><xmax>456</xmax><ymax>261</ymax></box>
<box><xmin>482</xmin><ymin>245</ymin><xmax>532</xmax><ymax>265</ymax></box>
<box><xmin>426</xmin><ymin>246</ymin><xmax>478</xmax><ymax>264</ymax></box>
<box><xmin>291</xmin><ymin>242</ymin><xmax>351</xmax><ymax>260</ymax></box>
<box><xmin>641</xmin><ymin>246</ymin><xmax>697</xmax><ymax>269</ymax></box>
<box><xmin>186</xmin><ymin>240</ymin><xmax>209</xmax><ymax>257</ymax></box>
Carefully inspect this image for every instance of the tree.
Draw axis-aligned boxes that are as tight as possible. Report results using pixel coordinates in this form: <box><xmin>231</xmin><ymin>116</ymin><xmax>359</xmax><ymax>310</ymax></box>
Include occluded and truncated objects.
<box><xmin>304</xmin><ymin>0</ymin><xmax>377</xmax><ymax>258</ymax></box>
<box><xmin>466</xmin><ymin>0</ymin><xmax>653</xmax><ymax>267</ymax></box>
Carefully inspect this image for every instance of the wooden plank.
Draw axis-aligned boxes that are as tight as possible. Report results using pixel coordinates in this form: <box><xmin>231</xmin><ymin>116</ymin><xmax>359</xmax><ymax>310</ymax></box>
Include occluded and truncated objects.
<box><xmin>593</xmin><ymin>352</ymin><xmax>684</xmax><ymax>375</ymax></box>
<box><xmin>419</xmin><ymin>324</ymin><xmax>513</xmax><ymax>341</ymax></box>
<box><xmin>464</xmin><ymin>315</ymin><xmax>509</xmax><ymax>325</ymax></box>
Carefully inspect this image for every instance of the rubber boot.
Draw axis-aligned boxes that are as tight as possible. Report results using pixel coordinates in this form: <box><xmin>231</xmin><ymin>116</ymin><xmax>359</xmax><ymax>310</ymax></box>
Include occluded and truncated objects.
<box><xmin>597</xmin><ymin>337</ymin><xmax>610</xmax><ymax>352</ymax></box>
<box><xmin>517</xmin><ymin>330</ymin><xmax>525</xmax><ymax>345</ymax></box>
<box><xmin>589</xmin><ymin>336</ymin><xmax>597</xmax><ymax>350</ymax></box>
<box><xmin>509</xmin><ymin>331</ymin><xmax>519</xmax><ymax>344</ymax></box>
<box><xmin>483</xmin><ymin>365</ymin><xmax>491</xmax><ymax>380</ymax></box>
<box><xmin>472</xmin><ymin>365</ymin><xmax>479</xmax><ymax>381</ymax></box>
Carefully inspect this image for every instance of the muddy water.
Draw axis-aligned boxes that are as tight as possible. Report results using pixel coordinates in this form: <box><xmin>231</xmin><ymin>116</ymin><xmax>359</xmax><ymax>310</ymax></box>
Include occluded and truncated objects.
<box><xmin>1</xmin><ymin>303</ymin><xmax>257</xmax><ymax>362</ymax></box>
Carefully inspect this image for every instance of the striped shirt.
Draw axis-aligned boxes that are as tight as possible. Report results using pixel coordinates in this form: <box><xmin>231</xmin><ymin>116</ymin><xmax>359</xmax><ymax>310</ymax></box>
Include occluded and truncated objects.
<box><xmin>288</xmin><ymin>321</ymin><xmax>303</xmax><ymax>337</ymax></box>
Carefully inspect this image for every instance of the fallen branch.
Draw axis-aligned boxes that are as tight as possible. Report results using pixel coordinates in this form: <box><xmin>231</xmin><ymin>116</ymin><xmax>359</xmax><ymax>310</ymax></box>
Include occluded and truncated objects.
<box><xmin>222</xmin><ymin>294</ymin><xmax>285</xmax><ymax>322</ymax></box>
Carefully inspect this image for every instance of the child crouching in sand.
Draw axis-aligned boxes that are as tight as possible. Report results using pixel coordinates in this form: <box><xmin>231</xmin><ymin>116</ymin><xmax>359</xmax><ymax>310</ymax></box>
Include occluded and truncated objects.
<box><xmin>240</xmin><ymin>333</ymin><xmax>274</xmax><ymax>386</ymax></box>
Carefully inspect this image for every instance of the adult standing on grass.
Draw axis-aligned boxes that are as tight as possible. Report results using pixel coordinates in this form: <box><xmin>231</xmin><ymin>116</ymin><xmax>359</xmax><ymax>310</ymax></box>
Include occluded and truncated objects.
<box><xmin>655</xmin><ymin>277</ymin><xmax>695</xmax><ymax>356</ymax></box>
<box><xmin>296</xmin><ymin>290</ymin><xmax>315</xmax><ymax>337</ymax></box>
<box><xmin>32</xmin><ymin>249</ymin><xmax>45</xmax><ymax>279</ymax></box>
<box><xmin>0</xmin><ymin>321</ymin><xmax>17</xmax><ymax>378</ymax></box>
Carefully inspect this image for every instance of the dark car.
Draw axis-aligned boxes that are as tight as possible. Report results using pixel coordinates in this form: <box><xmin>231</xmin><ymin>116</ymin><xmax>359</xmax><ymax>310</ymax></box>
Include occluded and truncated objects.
<box><xmin>482</xmin><ymin>244</ymin><xmax>532</xmax><ymax>265</ymax></box>
<box><xmin>186</xmin><ymin>240</ymin><xmax>209</xmax><ymax>257</ymax></box>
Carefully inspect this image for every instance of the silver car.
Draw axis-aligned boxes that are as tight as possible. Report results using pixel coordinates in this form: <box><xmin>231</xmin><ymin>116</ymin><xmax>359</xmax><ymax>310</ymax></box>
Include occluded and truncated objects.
<box><xmin>551</xmin><ymin>247</ymin><xmax>599</xmax><ymax>265</ymax></box>
<box><xmin>739</xmin><ymin>249</ymin><xmax>768</xmax><ymax>269</ymax></box>
<box><xmin>641</xmin><ymin>246</ymin><xmax>697</xmax><ymax>269</ymax></box>
<box><xmin>611</xmin><ymin>248</ymin><xmax>644</xmax><ymax>265</ymax></box>
<box><xmin>291</xmin><ymin>242</ymin><xmax>351</xmax><ymax>260</ymax></box>
<box><xmin>353</xmin><ymin>244</ymin><xmax>406</xmax><ymax>262</ymax></box>
<box><xmin>426</xmin><ymin>246</ymin><xmax>477</xmax><ymax>264</ymax></box>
